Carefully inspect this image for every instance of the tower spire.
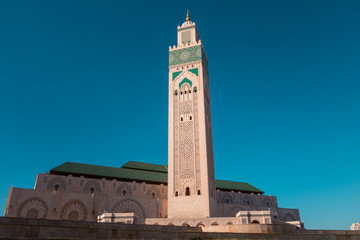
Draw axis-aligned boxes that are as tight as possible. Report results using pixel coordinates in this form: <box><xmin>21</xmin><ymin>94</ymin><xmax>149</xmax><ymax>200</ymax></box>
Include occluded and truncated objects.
<box><xmin>186</xmin><ymin>10</ymin><xmax>190</xmax><ymax>22</ymax></box>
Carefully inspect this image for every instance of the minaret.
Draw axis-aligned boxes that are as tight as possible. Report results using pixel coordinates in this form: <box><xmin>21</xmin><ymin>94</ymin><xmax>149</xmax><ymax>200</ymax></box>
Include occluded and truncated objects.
<box><xmin>168</xmin><ymin>12</ymin><xmax>216</xmax><ymax>218</ymax></box>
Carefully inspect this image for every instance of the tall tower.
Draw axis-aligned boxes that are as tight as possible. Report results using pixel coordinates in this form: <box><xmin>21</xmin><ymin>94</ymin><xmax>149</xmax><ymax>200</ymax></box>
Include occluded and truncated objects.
<box><xmin>168</xmin><ymin>12</ymin><xmax>216</xmax><ymax>218</ymax></box>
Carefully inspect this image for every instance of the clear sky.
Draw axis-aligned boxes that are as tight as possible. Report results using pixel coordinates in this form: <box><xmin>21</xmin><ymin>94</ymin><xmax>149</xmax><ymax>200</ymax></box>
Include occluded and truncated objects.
<box><xmin>0</xmin><ymin>0</ymin><xmax>359</xmax><ymax>230</ymax></box>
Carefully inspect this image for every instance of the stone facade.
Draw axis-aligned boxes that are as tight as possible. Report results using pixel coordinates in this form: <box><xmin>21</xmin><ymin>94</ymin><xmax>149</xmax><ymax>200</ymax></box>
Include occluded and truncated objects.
<box><xmin>168</xmin><ymin>14</ymin><xmax>216</xmax><ymax>219</ymax></box>
<box><xmin>5</xmin><ymin>173</ymin><xmax>167</xmax><ymax>223</ymax></box>
<box><xmin>4</xmin><ymin>13</ymin><xmax>302</xmax><ymax>229</ymax></box>
<box><xmin>4</xmin><ymin>168</ymin><xmax>300</xmax><ymax>226</ymax></box>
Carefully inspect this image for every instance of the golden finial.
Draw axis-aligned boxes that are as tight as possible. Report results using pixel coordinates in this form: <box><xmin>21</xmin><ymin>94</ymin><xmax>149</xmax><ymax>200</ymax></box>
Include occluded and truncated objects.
<box><xmin>186</xmin><ymin>10</ymin><xmax>190</xmax><ymax>22</ymax></box>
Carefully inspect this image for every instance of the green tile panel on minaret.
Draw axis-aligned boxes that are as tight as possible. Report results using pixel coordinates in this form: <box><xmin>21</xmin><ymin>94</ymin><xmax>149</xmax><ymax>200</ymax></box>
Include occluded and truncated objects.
<box><xmin>169</xmin><ymin>46</ymin><xmax>202</xmax><ymax>66</ymax></box>
<box><xmin>179</xmin><ymin>78</ymin><xmax>192</xmax><ymax>88</ymax></box>
<box><xmin>172</xmin><ymin>68</ymin><xmax>199</xmax><ymax>81</ymax></box>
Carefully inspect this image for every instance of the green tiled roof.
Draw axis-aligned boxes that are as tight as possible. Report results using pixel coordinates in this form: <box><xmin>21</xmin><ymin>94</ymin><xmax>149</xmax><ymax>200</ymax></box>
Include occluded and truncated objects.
<box><xmin>122</xmin><ymin>161</ymin><xmax>168</xmax><ymax>173</ymax></box>
<box><xmin>215</xmin><ymin>179</ymin><xmax>264</xmax><ymax>194</ymax></box>
<box><xmin>50</xmin><ymin>162</ymin><xmax>167</xmax><ymax>183</ymax></box>
<box><xmin>49</xmin><ymin>161</ymin><xmax>264</xmax><ymax>194</ymax></box>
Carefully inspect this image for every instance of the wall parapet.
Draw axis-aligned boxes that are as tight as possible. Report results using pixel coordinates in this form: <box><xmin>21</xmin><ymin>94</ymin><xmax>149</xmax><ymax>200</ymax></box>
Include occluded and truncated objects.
<box><xmin>0</xmin><ymin>217</ymin><xmax>360</xmax><ymax>240</ymax></box>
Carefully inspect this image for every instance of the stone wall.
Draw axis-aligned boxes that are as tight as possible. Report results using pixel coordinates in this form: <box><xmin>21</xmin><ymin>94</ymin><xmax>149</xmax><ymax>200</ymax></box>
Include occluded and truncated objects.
<box><xmin>5</xmin><ymin>173</ymin><xmax>168</xmax><ymax>221</ymax></box>
<box><xmin>1</xmin><ymin>217</ymin><xmax>360</xmax><ymax>240</ymax></box>
<box><xmin>5</xmin><ymin>172</ymin><xmax>300</xmax><ymax>223</ymax></box>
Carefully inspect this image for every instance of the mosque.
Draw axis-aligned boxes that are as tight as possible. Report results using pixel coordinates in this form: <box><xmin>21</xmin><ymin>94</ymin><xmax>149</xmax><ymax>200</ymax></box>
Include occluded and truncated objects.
<box><xmin>4</xmin><ymin>13</ymin><xmax>302</xmax><ymax>228</ymax></box>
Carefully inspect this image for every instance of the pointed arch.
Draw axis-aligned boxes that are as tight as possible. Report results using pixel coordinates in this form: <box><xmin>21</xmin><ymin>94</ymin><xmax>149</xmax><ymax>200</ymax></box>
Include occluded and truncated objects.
<box><xmin>146</xmin><ymin>186</ymin><xmax>161</xmax><ymax>199</ymax></box>
<box><xmin>173</xmin><ymin>70</ymin><xmax>199</xmax><ymax>90</ymax></box>
<box><xmin>117</xmin><ymin>183</ymin><xmax>132</xmax><ymax>196</ymax></box>
<box><xmin>179</xmin><ymin>78</ymin><xmax>192</xmax><ymax>89</ymax></box>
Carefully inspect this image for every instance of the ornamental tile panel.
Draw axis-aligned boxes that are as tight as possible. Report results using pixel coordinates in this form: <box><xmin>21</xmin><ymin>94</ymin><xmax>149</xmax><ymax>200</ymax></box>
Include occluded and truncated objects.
<box><xmin>172</xmin><ymin>71</ymin><xmax>183</xmax><ymax>80</ymax></box>
<box><xmin>169</xmin><ymin>46</ymin><xmax>202</xmax><ymax>66</ymax></box>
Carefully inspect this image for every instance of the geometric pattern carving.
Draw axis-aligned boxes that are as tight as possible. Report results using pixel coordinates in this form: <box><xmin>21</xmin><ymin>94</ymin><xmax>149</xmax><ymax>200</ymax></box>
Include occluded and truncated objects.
<box><xmin>47</xmin><ymin>177</ymin><xmax>66</xmax><ymax>191</ymax></box>
<box><xmin>173</xmin><ymin>84</ymin><xmax>201</xmax><ymax>196</ymax></box>
<box><xmin>174</xmin><ymin>93</ymin><xmax>180</xmax><ymax>193</ymax></box>
<box><xmin>17</xmin><ymin>198</ymin><xmax>48</xmax><ymax>219</ymax></box>
<box><xmin>180</xmin><ymin>98</ymin><xmax>193</xmax><ymax>113</ymax></box>
<box><xmin>146</xmin><ymin>186</ymin><xmax>161</xmax><ymax>199</ymax></box>
<box><xmin>179</xmin><ymin>99</ymin><xmax>194</xmax><ymax>180</ymax></box>
<box><xmin>117</xmin><ymin>183</ymin><xmax>132</xmax><ymax>196</ymax></box>
<box><xmin>112</xmin><ymin>199</ymin><xmax>145</xmax><ymax>219</ymax></box>
<box><xmin>203</xmin><ymin>84</ymin><xmax>215</xmax><ymax>196</ymax></box>
<box><xmin>179</xmin><ymin>121</ymin><xmax>194</xmax><ymax>179</ymax></box>
<box><xmin>83</xmin><ymin>180</ymin><xmax>101</xmax><ymax>194</ymax></box>
<box><xmin>193</xmin><ymin>91</ymin><xmax>201</xmax><ymax>191</ymax></box>
<box><xmin>169</xmin><ymin>46</ymin><xmax>201</xmax><ymax>66</ymax></box>
<box><xmin>61</xmin><ymin>200</ymin><xmax>87</xmax><ymax>221</ymax></box>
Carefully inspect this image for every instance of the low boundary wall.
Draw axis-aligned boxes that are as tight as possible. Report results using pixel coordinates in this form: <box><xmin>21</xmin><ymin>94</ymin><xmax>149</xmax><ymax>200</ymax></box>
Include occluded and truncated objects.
<box><xmin>1</xmin><ymin>217</ymin><xmax>360</xmax><ymax>240</ymax></box>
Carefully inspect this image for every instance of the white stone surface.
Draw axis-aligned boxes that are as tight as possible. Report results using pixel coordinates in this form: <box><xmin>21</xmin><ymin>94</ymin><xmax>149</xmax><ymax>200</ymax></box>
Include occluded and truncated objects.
<box><xmin>351</xmin><ymin>222</ymin><xmax>360</xmax><ymax>230</ymax></box>
<box><xmin>97</xmin><ymin>212</ymin><xmax>134</xmax><ymax>224</ymax></box>
<box><xmin>168</xmin><ymin>18</ymin><xmax>216</xmax><ymax>219</ymax></box>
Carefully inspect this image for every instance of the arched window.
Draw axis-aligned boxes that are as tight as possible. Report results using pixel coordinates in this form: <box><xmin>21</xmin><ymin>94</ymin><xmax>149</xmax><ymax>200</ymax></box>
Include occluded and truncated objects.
<box><xmin>180</xmin><ymin>83</ymin><xmax>191</xmax><ymax>101</ymax></box>
<box><xmin>181</xmin><ymin>117</ymin><xmax>183</xmax><ymax>121</ymax></box>
<box><xmin>175</xmin><ymin>191</ymin><xmax>178</xmax><ymax>197</ymax></box>
<box><xmin>54</xmin><ymin>184</ymin><xmax>60</xmax><ymax>191</ymax></box>
<box><xmin>185</xmin><ymin>187</ymin><xmax>190</xmax><ymax>196</ymax></box>
<box><xmin>122</xmin><ymin>189</ymin><xmax>127</xmax><ymax>196</ymax></box>
<box><xmin>190</xmin><ymin>116</ymin><xmax>192</xmax><ymax>120</ymax></box>
<box><xmin>175</xmin><ymin>90</ymin><xmax>178</xmax><ymax>96</ymax></box>
<box><xmin>90</xmin><ymin>187</ymin><xmax>95</xmax><ymax>194</ymax></box>
<box><xmin>197</xmin><ymin>190</ymin><xmax>201</xmax><ymax>195</ymax></box>
<box><xmin>151</xmin><ymin>192</ymin><xmax>156</xmax><ymax>199</ymax></box>
<box><xmin>194</xmin><ymin>87</ymin><xmax>197</xmax><ymax>92</ymax></box>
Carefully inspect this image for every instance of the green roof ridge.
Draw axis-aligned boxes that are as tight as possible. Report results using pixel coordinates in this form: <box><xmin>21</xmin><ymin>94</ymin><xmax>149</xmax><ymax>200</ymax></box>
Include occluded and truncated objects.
<box><xmin>121</xmin><ymin>161</ymin><xmax>168</xmax><ymax>173</ymax></box>
<box><xmin>50</xmin><ymin>162</ymin><xmax>167</xmax><ymax>183</ymax></box>
<box><xmin>50</xmin><ymin>162</ymin><xmax>264</xmax><ymax>194</ymax></box>
<box><xmin>215</xmin><ymin>179</ymin><xmax>264</xmax><ymax>193</ymax></box>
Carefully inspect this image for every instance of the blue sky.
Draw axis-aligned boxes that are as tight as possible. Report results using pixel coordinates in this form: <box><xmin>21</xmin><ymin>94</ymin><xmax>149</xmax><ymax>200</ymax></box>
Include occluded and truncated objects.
<box><xmin>0</xmin><ymin>0</ymin><xmax>359</xmax><ymax>230</ymax></box>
